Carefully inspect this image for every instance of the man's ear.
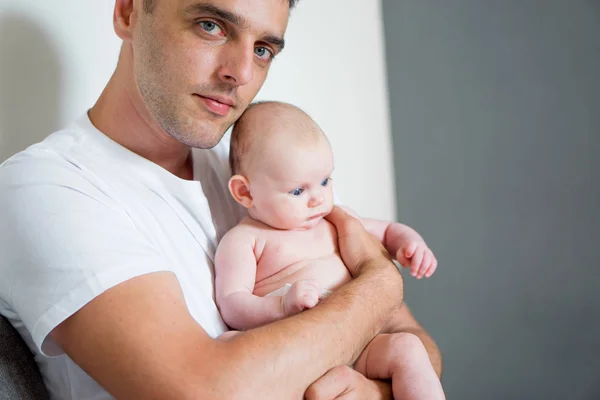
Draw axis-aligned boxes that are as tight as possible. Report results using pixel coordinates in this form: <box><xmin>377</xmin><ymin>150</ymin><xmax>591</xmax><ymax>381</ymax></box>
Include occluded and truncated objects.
<box><xmin>228</xmin><ymin>175</ymin><xmax>253</xmax><ymax>208</ymax></box>
<box><xmin>114</xmin><ymin>0</ymin><xmax>137</xmax><ymax>41</ymax></box>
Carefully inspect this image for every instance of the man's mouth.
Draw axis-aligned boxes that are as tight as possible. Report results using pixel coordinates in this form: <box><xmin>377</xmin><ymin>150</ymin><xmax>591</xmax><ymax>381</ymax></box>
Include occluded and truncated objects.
<box><xmin>195</xmin><ymin>94</ymin><xmax>234</xmax><ymax>116</ymax></box>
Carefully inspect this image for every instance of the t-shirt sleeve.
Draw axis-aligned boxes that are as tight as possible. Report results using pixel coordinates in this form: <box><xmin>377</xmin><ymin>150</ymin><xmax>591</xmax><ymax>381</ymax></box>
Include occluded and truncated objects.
<box><xmin>0</xmin><ymin>157</ymin><xmax>169</xmax><ymax>357</ymax></box>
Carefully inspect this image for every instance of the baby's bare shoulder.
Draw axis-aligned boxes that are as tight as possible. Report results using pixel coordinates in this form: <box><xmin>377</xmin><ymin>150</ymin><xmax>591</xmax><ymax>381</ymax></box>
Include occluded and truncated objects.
<box><xmin>221</xmin><ymin>217</ymin><xmax>272</xmax><ymax>242</ymax></box>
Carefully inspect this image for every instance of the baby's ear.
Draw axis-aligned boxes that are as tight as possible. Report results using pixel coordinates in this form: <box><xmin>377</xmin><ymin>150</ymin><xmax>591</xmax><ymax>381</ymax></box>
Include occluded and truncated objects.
<box><xmin>228</xmin><ymin>175</ymin><xmax>253</xmax><ymax>208</ymax></box>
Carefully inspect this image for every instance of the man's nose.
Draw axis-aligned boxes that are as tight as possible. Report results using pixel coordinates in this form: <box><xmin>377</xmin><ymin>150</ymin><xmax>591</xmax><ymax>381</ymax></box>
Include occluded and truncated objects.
<box><xmin>217</xmin><ymin>42</ymin><xmax>254</xmax><ymax>86</ymax></box>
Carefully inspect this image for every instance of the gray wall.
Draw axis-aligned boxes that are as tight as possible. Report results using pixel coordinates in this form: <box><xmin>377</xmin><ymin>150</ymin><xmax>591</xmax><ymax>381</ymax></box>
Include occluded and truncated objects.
<box><xmin>381</xmin><ymin>1</ymin><xmax>600</xmax><ymax>399</ymax></box>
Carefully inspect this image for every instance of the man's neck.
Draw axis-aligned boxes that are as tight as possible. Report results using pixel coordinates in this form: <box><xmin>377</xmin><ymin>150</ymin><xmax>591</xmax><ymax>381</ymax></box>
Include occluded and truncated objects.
<box><xmin>88</xmin><ymin>53</ymin><xmax>193</xmax><ymax>180</ymax></box>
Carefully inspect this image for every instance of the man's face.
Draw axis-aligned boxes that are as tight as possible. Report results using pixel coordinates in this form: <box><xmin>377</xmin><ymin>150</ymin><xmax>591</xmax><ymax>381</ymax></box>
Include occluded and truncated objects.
<box><xmin>132</xmin><ymin>0</ymin><xmax>289</xmax><ymax>148</ymax></box>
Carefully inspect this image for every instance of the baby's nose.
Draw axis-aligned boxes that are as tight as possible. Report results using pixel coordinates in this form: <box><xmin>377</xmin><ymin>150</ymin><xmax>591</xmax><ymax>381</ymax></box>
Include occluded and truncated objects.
<box><xmin>308</xmin><ymin>193</ymin><xmax>324</xmax><ymax>208</ymax></box>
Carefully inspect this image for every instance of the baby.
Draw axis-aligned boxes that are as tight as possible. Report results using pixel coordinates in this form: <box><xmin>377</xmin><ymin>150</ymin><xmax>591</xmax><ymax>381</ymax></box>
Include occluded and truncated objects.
<box><xmin>215</xmin><ymin>101</ymin><xmax>445</xmax><ymax>399</ymax></box>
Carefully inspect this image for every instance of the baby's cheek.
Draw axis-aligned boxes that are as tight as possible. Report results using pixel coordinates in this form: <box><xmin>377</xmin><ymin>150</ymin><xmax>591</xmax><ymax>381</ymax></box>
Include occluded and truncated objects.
<box><xmin>325</xmin><ymin>193</ymin><xmax>335</xmax><ymax>209</ymax></box>
<box><xmin>280</xmin><ymin>201</ymin><xmax>303</xmax><ymax>223</ymax></box>
<box><xmin>326</xmin><ymin>188</ymin><xmax>335</xmax><ymax>204</ymax></box>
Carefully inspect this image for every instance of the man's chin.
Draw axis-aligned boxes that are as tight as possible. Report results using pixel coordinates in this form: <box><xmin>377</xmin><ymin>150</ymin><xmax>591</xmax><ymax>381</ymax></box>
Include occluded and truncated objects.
<box><xmin>171</xmin><ymin>132</ymin><xmax>222</xmax><ymax>149</ymax></box>
<box><xmin>200</xmin><ymin>119</ymin><xmax>237</xmax><ymax>148</ymax></box>
<box><xmin>192</xmin><ymin>135</ymin><xmax>224</xmax><ymax>149</ymax></box>
<box><xmin>175</xmin><ymin>120</ymin><xmax>231</xmax><ymax>149</ymax></box>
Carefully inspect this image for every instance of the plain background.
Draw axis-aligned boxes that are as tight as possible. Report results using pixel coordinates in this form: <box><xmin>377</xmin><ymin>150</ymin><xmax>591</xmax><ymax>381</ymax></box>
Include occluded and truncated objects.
<box><xmin>1</xmin><ymin>1</ymin><xmax>599</xmax><ymax>399</ymax></box>
<box><xmin>382</xmin><ymin>1</ymin><xmax>600</xmax><ymax>399</ymax></box>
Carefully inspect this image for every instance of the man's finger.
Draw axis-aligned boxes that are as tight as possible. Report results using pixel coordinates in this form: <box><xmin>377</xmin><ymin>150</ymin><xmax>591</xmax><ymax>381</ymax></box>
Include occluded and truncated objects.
<box><xmin>324</xmin><ymin>206</ymin><xmax>361</xmax><ymax>238</ymax></box>
<box><xmin>305</xmin><ymin>366</ymin><xmax>352</xmax><ymax>400</ymax></box>
<box><xmin>323</xmin><ymin>206</ymin><xmax>348</xmax><ymax>225</ymax></box>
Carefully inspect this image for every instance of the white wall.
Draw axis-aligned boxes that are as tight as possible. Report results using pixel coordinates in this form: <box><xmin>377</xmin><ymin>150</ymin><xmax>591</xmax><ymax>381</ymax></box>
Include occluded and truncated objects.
<box><xmin>0</xmin><ymin>0</ymin><xmax>395</xmax><ymax>220</ymax></box>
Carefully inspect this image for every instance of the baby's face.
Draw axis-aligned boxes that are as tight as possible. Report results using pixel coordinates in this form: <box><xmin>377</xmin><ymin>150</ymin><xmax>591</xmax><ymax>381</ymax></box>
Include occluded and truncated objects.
<box><xmin>248</xmin><ymin>139</ymin><xmax>334</xmax><ymax>230</ymax></box>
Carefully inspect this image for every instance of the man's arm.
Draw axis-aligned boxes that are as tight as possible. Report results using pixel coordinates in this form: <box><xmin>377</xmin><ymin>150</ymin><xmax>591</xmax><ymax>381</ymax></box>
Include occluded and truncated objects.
<box><xmin>52</xmin><ymin>207</ymin><xmax>404</xmax><ymax>399</ymax></box>
<box><xmin>306</xmin><ymin>302</ymin><xmax>442</xmax><ymax>399</ymax></box>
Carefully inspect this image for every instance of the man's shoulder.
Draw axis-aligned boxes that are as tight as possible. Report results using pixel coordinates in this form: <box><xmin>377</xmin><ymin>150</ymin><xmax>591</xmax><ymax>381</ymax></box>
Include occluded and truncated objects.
<box><xmin>0</xmin><ymin>118</ymin><xmax>122</xmax><ymax>216</ymax></box>
<box><xmin>0</xmin><ymin>119</ymin><xmax>93</xmax><ymax>183</ymax></box>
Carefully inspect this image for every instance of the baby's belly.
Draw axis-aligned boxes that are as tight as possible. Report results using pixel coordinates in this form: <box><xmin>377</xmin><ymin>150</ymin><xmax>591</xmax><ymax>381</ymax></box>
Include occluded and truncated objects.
<box><xmin>253</xmin><ymin>254</ymin><xmax>352</xmax><ymax>297</ymax></box>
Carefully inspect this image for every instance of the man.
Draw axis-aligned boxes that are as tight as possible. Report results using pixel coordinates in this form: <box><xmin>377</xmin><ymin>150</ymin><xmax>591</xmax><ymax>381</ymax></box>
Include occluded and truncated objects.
<box><xmin>0</xmin><ymin>0</ymin><xmax>441</xmax><ymax>398</ymax></box>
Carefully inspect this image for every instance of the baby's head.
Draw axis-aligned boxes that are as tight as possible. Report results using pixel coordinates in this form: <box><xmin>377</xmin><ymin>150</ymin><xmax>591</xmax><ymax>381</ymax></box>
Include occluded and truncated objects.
<box><xmin>229</xmin><ymin>101</ymin><xmax>334</xmax><ymax>230</ymax></box>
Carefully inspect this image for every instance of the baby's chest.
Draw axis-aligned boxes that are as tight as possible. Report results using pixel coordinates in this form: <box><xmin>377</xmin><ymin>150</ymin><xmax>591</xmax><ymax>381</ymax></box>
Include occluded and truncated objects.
<box><xmin>257</xmin><ymin>222</ymin><xmax>338</xmax><ymax>269</ymax></box>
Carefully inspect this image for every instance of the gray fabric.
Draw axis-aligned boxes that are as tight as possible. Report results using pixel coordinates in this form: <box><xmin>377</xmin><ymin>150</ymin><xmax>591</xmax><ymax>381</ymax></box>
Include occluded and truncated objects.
<box><xmin>0</xmin><ymin>316</ymin><xmax>49</xmax><ymax>399</ymax></box>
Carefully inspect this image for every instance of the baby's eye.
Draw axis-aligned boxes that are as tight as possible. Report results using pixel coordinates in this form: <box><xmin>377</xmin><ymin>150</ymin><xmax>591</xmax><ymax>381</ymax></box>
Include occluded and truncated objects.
<box><xmin>321</xmin><ymin>178</ymin><xmax>330</xmax><ymax>187</ymax></box>
<box><xmin>289</xmin><ymin>188</ymin><xmax>304</xmax><ymax>196</ymax></box>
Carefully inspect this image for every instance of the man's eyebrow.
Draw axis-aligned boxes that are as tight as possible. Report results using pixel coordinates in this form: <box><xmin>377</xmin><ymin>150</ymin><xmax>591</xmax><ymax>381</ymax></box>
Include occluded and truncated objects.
<box><xmin>185</xmin><ymin>2</ymin><xmax>285</xmax><ymax>52</ymax></box>
<box><xmin>263</xmin><ymin>35</ymin><xmax>285</xmax><ymax>52</ymax></box>
<box><xmin>184</xmin><ymin>3</ymin><xmax>246</xmax><ymax>27</ymax></box>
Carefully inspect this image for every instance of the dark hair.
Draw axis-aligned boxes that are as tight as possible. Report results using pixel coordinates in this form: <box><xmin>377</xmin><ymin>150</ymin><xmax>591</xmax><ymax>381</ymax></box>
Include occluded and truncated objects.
<box><xmin>143</xmin><ymin>0</ymin><xmax>298</xmax><ymax>13</ymax></box>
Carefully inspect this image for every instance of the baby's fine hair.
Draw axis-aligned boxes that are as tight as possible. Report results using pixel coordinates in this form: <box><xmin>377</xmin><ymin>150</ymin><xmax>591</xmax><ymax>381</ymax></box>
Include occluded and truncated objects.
<box><xmin>229</xmin><ymin>101</ymin><xmax>320</xmax><ymax>175</ymax></box>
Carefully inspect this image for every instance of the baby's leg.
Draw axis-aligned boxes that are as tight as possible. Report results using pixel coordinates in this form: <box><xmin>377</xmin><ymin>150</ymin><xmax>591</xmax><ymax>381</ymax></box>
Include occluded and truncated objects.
<box><xmin>354</xmin><ymin>333</ymin><xmax>445</xmax><ymax>400</ymax></box>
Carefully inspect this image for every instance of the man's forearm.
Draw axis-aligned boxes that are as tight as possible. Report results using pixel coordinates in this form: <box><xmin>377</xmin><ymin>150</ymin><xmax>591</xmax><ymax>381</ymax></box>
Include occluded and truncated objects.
<box><xmin>215</xmin><ymin>265</ymin><xmax>403</xmax><ymax>398</ymax></box>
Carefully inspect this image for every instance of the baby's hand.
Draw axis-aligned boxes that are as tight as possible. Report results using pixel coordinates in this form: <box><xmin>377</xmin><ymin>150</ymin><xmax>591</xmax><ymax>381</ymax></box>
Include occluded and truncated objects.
<box><xmin>282</xmin><ymin>279</ymin><xmax>321</xmax><ymax>317</ymax></box>
<box><xmin>396</xmin><ymin>240</ymin><xmax>438</xmax><ymax>279</ymax></box>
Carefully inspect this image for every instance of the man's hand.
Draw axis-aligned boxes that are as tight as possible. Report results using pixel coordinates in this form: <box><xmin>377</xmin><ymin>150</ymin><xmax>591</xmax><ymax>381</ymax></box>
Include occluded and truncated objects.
<box><xmin>283</xmin><ymin>279</ymin><xmax>321</xmax><ymax>316</ymax></box>
<box><xmin>349</xmin><ymin>211</ymin><xmax>439</xmax><ymax>280</ymax></box>
<box><xmin>325</xmin><ymin>206</ymin><xmax>394</xmax><ymax>278</ymax></box>
<box><xmin>395</xmin><ymin>236</ymin><xmax>438</xmax><ymax>279</ymax></box>
<box><xmin>305</xmin><ymin>366</ymin><xmax>392</xmax><ymax>400</ymax></box>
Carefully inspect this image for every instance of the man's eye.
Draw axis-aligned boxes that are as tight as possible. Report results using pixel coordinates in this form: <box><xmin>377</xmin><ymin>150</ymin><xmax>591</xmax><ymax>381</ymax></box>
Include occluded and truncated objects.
<box><xmin>255</xmin><ymin>47</ymin><xmax>274</xmax><ymax>61</ymax></box>
<box><xmin>321</xmin><ymin>178</ymin><xmax>330</xmax><ymax>187</ymax></box>
<box><xmin>290</xmin><ymin>188</ymin><xmax>304</xmax><ymax>196</ymax></box>
<box><xmin>199</xmin><ymin>21</ymin><xmax>224</xmax><ymax>36</ymax></box>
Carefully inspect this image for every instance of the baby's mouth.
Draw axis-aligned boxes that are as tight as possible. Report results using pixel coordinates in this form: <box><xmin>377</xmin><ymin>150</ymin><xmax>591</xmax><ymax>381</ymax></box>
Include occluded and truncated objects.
<box><xmin>308</xmin><ymin>212</ymin><xmax>327</xmax><ymax>221</ymax></box>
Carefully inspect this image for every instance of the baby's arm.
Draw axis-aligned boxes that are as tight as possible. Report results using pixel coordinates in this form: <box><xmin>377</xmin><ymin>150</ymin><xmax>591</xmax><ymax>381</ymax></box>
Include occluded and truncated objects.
<box><xmin>341</xmin><ymin>206</ymin><xmax>438</xmax><ymax>279</ymax></box>
<box><xmin>215</xmin><ymin>227</ymin><xmax>285</xmax><ymax>330</ymax></box>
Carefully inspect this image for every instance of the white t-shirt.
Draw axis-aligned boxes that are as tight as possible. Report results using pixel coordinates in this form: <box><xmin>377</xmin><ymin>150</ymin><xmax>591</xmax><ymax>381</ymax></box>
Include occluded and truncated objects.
<box><xmin>0</xmin><ymin>113</ymin><xmax>246</xmax><ymax>399</ymax></box>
